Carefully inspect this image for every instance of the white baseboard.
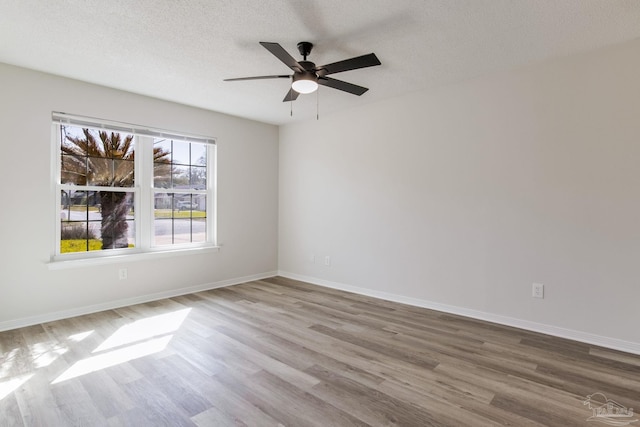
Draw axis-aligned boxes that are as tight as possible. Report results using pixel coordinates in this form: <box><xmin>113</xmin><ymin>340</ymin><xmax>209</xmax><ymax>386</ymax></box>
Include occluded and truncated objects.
<box><xmin>0</xmin><ymin>271</ymin><xmax>278</xmax><ymax>332</ymax></box>
<box><xmin>278</xmin><ymin>271</ymin><xmax>640</xmax><ymax>356</ymax></box>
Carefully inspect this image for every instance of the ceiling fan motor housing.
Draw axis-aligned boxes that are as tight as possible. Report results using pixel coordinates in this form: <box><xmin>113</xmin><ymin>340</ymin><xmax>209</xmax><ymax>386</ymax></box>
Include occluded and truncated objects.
<box><xmin>297</xmin><ymin>41</ymin><xmax>313</xmax><ymax>60</ymax></box>
<box><xmin>298</xmin><ymin>61</ymin><xmax>316</xmax><ymax>72</ymax></box>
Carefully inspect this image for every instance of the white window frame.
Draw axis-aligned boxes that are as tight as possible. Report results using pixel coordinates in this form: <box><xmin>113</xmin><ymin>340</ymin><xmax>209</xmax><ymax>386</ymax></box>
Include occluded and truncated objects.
<box><xmin>50</xmin><ymin>112</ymin><xmax>218</xmax><ymax>266</ymax></box>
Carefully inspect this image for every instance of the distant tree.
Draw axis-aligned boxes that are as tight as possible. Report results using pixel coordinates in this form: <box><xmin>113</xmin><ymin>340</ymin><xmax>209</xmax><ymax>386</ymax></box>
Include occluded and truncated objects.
<box><xmin>61</xmin><ymin>128</ymin><xmax>170</xmax><ymax>249</ymax></box>
<box><xmin>191</xmin><ymin>153</ymin><xmax>207</xmax><ymax>187</ymax></box>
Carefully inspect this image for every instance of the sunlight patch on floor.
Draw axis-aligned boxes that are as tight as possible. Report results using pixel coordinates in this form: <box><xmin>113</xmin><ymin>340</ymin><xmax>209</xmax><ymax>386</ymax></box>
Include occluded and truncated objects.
<box><xmin>31</xmin><ymin>342</ymin><xmax>68</xmax><ymax>369</ymax></box>
<box><xmin>93</xmin><ymin>308</ymin><xmax>191</xmax><ymax>353</ymax></box>
<box><xmin>51</xmin><ymin>307</ymin><xmax>191</xmax><ymax>384</ymax></box>
<box><xmin>0</xmin><ymin>374</ymin><xmax>34</xmax><ymax>401</ymax></box>
<box><xmin>0</xmin><ymin>348</ymin><xmax>19</xmax><ymax>379</ymax></box>
<box><xmin>51</xmin><ymin>335</ymin><xmax>172</xmax><ymax>384</ymax></box>
<box><xmin>68</xmin><ymin>330</ymin><xmax>94</xmax><ymax>342</ymax></box>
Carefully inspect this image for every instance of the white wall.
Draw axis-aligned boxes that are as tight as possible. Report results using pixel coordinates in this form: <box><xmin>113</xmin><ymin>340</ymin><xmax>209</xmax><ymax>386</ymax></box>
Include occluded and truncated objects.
<box><xmin>279</xmin><ymin>38</ymin><xmax>640</xmax><ymax>349</ymax></box>
<box><xmin>0</xmin><ymin>63</ymin><xmax>279</xmax><ymax>329</ymax></box>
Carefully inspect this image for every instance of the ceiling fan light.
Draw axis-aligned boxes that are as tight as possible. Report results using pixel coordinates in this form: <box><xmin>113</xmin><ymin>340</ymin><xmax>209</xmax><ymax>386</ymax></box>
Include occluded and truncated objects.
<box><xmin>291</xmin><ymin>73</ymin><xmax>318</xmax><ymax>94</ymax></box>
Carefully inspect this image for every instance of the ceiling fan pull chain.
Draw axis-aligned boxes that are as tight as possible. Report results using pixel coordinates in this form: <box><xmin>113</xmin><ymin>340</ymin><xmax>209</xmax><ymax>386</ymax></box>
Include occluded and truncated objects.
<box><xmin>290</xmin><ymin>98</ymin><xmax>293</xmax><ymax>117</ymax></box>
<box><xmin>316</xmin><ymin>87</ymin><xmax>320</xmax><ymax>120</ymax></box>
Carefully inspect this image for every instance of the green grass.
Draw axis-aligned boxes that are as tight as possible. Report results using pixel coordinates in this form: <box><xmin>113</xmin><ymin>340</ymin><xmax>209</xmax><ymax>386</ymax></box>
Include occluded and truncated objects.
<box><xmin>154</xmin><ymin>209</ymin><xmax>206</xmax><ymax>219</ymax></box>
<box><xmin>61</xmin><ymin>239</ymin><xmax>102</xmax><ymax>253</ymax></box>
<box><xmin>60</xmin><ymin>240</ymin><xmax>134</xmax><ymax>253</ymax></box>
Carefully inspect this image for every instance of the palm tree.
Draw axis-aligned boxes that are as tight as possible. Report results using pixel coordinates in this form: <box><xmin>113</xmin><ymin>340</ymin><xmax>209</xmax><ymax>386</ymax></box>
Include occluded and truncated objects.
<box><xmin>61</xmin><ymin>128</ymin><xmax>170</xmax><ymax>249</ymax></box>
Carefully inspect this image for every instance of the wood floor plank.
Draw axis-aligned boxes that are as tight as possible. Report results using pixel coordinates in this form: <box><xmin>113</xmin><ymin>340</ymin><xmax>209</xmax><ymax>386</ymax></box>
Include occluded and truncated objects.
<box><xmin>212</xmin><ymin>309</ymin><xmax>389</xmax><ymax>389</ymax></box>
<box><xmin>248</xmin><ymin>369</ymin><xmax>369</xmax><ymax>426</ymax></box>
<box><xmin>0</xmin><ymin>276</ymin><xmax>638</xmax><ymax>426</ymax></box>
<box><xmin>378</xmin><ymin>373</ymin><xmax>548</xmax><ymax>427</ymax></box>
<box><xmin>78</xmin><ymin>370</ymin><xmax>136</xmax><ymax>419</ymax></box>
<box><xmin>309</xmin><ymin>323</ymin><xmax>440</xmax><ymax>370</ymax></box>
<box><xmin>50</xmin><ymin>379</ymin><xmax>107</xmax><ymax>426</ymax></box>
<box><xmin>121</xmin><ymin>376</ymin><xmax>197</xmax><ymax>426</ymax></box>
<box><xmin>207</xmin><ymin>327</ymin><xmax>321</xmax><ymax>389</ymax></box>
<box><xmin>304</xmin><ymin>363</ymin><xmax>460</xmax><ymax>426</ymax></box>
<box><xmin>12</xmin><ymin>370</ymin><xmax>68</xmax><ymax>427</ymax></box>
<box><xmin>0</xmin><ymin>392</ymin><xmax>25</xmax><ymax>427</ymax></box>
<box><xmin>191</xmin><ymin>372</ymin><xmax>285</xmax><ymax>426</ymax></box>
<box><xmin>129</xmin><ymin>356</ymin><xmax>212</xmax><ymax>418</ymax></box>
<box><xmin>589</xmin><ymin>347</ymin><xmax>640</xmax><ymax>369</ymax></box>
<box><xmin>211</xmin><ymin>368</ymin><xmax>364</xmax><ymax>427</ymax></box>
<box><xmin>190</xmin><ymin>405</ymin><xmax>249</xmax><ymax>427</ymax></box>
<box><xmin>106</xmin><ymin>407</ymin><xmax>160</xmax><ymax>427</ymax></box>
<box><xmin>491</xmin><ymin>394</ymin><xmax>584</xmax><ymax>427</ymax></box>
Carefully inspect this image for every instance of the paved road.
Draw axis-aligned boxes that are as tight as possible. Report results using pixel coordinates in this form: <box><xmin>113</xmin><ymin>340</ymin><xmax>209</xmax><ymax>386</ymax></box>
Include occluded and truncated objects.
<box><xmin>61</xmin><ymin>209</ymin><xmax>205</xmax><ymax>243</ymax></box>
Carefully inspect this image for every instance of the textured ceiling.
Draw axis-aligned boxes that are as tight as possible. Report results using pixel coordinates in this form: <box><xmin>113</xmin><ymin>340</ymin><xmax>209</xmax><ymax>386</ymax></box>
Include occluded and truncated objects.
<box><xmin>2</xmin><ymin>0</ymin><xmax>640</xmax><ymax>125</ymax></box>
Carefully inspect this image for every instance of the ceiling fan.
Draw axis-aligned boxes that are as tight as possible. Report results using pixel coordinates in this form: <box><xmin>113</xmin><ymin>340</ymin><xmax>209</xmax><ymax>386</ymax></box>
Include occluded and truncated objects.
<box><xmin>224</xmin><ymin>41</ymin><xmax>381</xmax><ymax>102</ymax></box>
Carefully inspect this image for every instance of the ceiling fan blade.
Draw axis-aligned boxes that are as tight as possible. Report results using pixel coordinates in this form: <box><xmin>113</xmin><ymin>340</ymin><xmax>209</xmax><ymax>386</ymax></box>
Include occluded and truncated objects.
<box><xmin>224</xmin><ymin>75</ymin><xmax>290</xmax><ymax>81</ymax></box>
<box><xmin>259</xmin><ymin>42</ymin><xmax>303</xmax><ymax>72</ymax></box>
<box><xmin>318</xmin><ymin>77</ymin><xmax>368</xmax><ymax>96</ymax></box>
<box><xmin>316</xmin><ymin>53</ymin><xmax>381</xmax><ymax>76</ymax></box>
<box><xmin>282</xmin><ymin>88</ymin><xmax>300</xmax><ymax>102</ymax></box>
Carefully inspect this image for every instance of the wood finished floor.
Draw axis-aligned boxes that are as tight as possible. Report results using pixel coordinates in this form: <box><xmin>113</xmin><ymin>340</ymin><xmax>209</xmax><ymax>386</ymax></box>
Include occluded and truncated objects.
<box><xmin>1</xmin><ymin>276</ymin><xmax>639</xmax><ymax>426</ymax></box>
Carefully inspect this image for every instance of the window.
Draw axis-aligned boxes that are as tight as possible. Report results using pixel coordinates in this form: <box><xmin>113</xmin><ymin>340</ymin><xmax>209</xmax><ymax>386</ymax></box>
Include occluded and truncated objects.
<box><xmin>152</xmin><ymin>138</ymin><xmax>208</xmax><ymax>245</ymax></box>
<box><xmin>53</xmin><ymin>113</ymin><xmax>216</xmax><ymax>260</ymax></box>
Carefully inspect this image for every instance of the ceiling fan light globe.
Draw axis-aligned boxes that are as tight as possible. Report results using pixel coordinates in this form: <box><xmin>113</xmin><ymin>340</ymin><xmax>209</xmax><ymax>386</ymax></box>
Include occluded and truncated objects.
<box><xmin>292</xmin><ymin>80</ymin><xmax>318</xmax><ymax>94</ymax></box>
<box><xmin>291</xmin><ymin>73</ymin><xmax>318</xmax><ymax>94</ymax></box>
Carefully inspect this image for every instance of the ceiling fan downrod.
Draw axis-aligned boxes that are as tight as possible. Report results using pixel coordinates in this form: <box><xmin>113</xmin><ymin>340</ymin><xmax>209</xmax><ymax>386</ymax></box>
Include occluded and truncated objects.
<box><xmin>297</xmin><ymin>41</ymin><xmax>313</xmax><ymax>61</ymax></box>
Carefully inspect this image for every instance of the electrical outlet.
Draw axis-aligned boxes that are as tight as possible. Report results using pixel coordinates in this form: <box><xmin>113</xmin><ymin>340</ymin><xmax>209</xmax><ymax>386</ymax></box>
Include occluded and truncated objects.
<box><xmin>324</xmin><ymin>256</ymin><xmax>331</xmax><ymax>266</ymax></box>
<box><xmin>119</xmin><ymin>268</ymin><xmax>128</xmax><ymax>280</ymax></box>
<box><xmin>532</xmin><ymin>283</ymin><xmax>544</xmax><ymax>299</ymax></box>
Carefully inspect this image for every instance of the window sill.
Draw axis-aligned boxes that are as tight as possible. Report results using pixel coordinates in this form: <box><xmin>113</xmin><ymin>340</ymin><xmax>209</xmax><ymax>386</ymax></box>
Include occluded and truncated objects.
<box><xmin>47</xmin><ymin>245</ymin><xmax>221</xmax><ymax>270</ymax></box>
